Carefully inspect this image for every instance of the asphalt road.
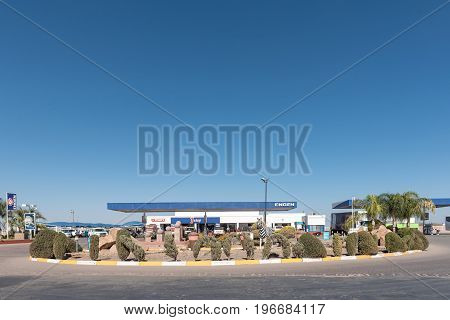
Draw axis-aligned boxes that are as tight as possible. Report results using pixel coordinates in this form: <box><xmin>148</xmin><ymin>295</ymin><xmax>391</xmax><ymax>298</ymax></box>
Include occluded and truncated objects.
<box><xmin>1</xmin><ymin>236</ymin><xmax>449</xmax><ymax>300</ymax></box>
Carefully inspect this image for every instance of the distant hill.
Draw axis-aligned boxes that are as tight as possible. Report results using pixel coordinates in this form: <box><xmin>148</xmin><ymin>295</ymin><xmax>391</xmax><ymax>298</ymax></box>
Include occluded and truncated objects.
<box><xmin>45</xmin><ymin>221</ymin><xmax>144</xmax><ymax>228</ymax></box>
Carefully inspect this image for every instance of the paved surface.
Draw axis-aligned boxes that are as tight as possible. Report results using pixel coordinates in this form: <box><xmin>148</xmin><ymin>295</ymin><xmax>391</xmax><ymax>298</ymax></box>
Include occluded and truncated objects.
<box><xmin>1</xmin><ymin>236</ymin><xmax>449</xmax><ymax>300</ymax></box>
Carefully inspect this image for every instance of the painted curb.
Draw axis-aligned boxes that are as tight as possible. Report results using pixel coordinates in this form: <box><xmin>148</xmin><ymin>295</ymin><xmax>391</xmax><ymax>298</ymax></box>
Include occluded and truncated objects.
<box><xmin>29</xmin><ymin>250</ymin><xmax>422</xmax><ymax>267</ymax></box>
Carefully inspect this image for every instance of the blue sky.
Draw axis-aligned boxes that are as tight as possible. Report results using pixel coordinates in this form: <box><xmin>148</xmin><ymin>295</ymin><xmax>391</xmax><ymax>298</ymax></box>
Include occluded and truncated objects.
<box><xmin>1</xmin><ymin>0</ymin><xmax>450</xmax><ymax>224</ymax></box>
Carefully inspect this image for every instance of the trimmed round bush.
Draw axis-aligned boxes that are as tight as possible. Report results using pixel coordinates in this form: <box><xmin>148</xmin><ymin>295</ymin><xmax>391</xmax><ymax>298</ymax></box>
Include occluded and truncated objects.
<box><xmin>403</xmin><ymin>233</ymin><xmax>425</xmax><ymax>251</ymax></box>
<box><xmin>53</xmin><ymin>233</ymin><xmax>68</xmax><ymax>260</ymax></box>
<box><xmin>413</xmin><ymin>230</ymin><xmax>429</xmax><ymax>250</ymax></box>
<box><xmin>332</xmin><ymin>234</ymin><xmax>342</xmax><ymax>257</ymax></box>
<box><xmin>193</xmin><ymin>238</ymin><xmax>203</xmax><ymax>260</ymax></box>
<box><xmin>372</xmin><ymin>234</ymin><xmax>379</xmax><ymax>246</ymax></box>
<box><xmin>299</xmin><ymin>233</ymin><xmax>327</xmax><ymax>258</ymax></box>
<box><xmin>262</xmin><ymin>237</ymin><xmax>273</xmax><ymax>259</ymax></box>
<box><xmin>89</xmin><ymin>235</ymin><xmax>100</xmax><ymax>261</ymax></box>
<box><xmin>276</xmin><ymin>226</ymin><xmax>296</xmax><ymax>239</ymax></box>
<box><xmin>66</xmin><ymin>238</ymin><xmax>80</xmax><ymax>253</ymax></box>
<box><xmin>292</xmin><ymin>241</ymin><xmax>304</xmax><ymax>258</ymax></box>
<box><xmin>282</xmin><ymin>240</ymin><xmax>292</xmax><ymax>259</ymax></box>
<box><xmin>397</xmin><ymin>227</ymin><xmax>414</xmax><ymax>238</ymax></box>
<box><xmin>221</xmin><ymin>237</ymin><xmax>232</xmax><ymax>260</ymax></box>
<box><xmin>116</xmin><ymin>229</ymin><xmax>131</xmax><ymax>261</ymax></box>
<box><xmin>357</xmin><ymin>231</ymin><xmax>378</xmax><ymax>255</ymax></box>
<box><xmin>164</xmin><ymin>233</ymin><xmax>178</xmax><ymax>261</ymax></box>
<box><xmin>242</xmin><ymin>233</ymin><xmax>255</xmax><ymax>259</ymax></box>
<box><xmin>345</xmin><ymin>232</ymin><xmax>358</xmax><ymax>256</ymax></box>
<box><xmin>210</xmin><ymin>239</ymin><xmax>222</xmax><ymax>261</ymax></box>
<box><xmin>385</xmin><ymin>232</ymin><xmax>407</xmax><ymax>252</ymax></box>
<box><xmin>131</xmin><ymin>243</ymin><xmax>146</xmax><ymax>262</ymax></box>
<box><xmin>30</xmin><ymin>229</ymin><xmax>58</xmax><ymax>258</ymax></box>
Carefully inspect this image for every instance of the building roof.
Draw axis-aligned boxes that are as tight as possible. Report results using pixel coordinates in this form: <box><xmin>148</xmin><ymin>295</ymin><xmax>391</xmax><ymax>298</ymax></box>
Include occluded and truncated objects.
<box><xmin>332</xmin><ymin>198</ymin><xmax>450</xmax><ymax>209</ymax></box>
<box><xmin>107</xmin><ymin>201</ymin><xmax>297</xmax><ymax>213</ymax></box>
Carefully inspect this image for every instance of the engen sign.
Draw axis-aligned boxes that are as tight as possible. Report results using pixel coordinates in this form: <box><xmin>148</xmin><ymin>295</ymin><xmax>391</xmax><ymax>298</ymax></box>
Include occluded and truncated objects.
<box><xmin>274</xmin><ymin>202</ymin><xmax>295</xmax><ymax>207</ymax></box>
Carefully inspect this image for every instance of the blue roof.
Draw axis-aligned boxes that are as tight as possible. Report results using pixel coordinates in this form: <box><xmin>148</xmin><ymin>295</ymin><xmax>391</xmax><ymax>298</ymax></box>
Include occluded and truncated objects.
<box><xmin>107</xmin><ymin>201</ymin><xmax>297</xmax><ymax>213</ymax></box>
<box><xmin>332</xmin><ymin>198</ymin><xmax>450</xmax><ymax>209</ymax></box>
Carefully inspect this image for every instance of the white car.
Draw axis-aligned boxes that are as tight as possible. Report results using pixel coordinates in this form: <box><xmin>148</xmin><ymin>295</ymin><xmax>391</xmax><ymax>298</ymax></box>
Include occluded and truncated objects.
<box><xmin>88</xmin><ymin>228</ymin><xmax>108</xmax><ymax>237</ymax></box>
<box><xmin>61</xmin><ymin>229</ymin><xmax>75</xmax><ymax>238</ymax></box>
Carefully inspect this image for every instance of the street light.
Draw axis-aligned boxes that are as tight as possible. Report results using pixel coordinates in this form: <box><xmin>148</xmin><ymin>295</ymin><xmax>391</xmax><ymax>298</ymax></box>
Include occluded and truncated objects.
<box><xmin>260</xmin><ymin>178</ymin><xmax>269</xmax><ymax>224</ymax></box>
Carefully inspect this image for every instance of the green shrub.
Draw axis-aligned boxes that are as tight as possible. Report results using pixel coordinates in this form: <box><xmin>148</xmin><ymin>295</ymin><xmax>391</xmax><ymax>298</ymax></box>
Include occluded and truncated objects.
<box><xmin>403</xmin><ymin>232</ymin><xmax>425</xmax><ymax>251</ymax></box>
<box><xmin>193</xmin><ymin>238</ymin><xmax>203</xmax><ymax>260</ymax></box>
<box><xmin>116</xmin><ymin>235</ymin><xmax>146</xmax><ymax>261</ymax></box>
<box><xmin>131</xmin><ymin>243</ymin><xmax>146</xmax><ymax>261</ymax></box>
<box><xmin>282</xmin><ymin>240</ymin><xmax>291</xmax><ymax>259</ymax></box>
<box><xmin>251</xmin><ymin>223</ymin><xmax>260</xmax><ymax>240</ymax></box>
<box><xmin>372</xmin><ymin>234</ymin><xmax>379</xmax><ymax>246</ymax></box>
<box><xmin>89</xmin><ymin>235</ymin><xmax>100</xmax><ymax>261</ymax></box>
<box><xmin>116</xmin><ymin>229</ymin><xmax>131</xmax><ymax>261</ymax></box>
<box><xmin>292</xmin><ymin>241</ymin><xmax>304</xmax><ymax>258</ymax></box>
<box><xmin>332</xmin><ymin>234</ymin><xmax>342</xmax><ymax>257</ymax></box>
<box><xmin>276</xmin><ymin>226</ymin><xmax>296</xmax><ymax>239</ymax></box>
<box><xmin>385</xmin><ymin>232</ymin><xmax>407</xmax><ymax>252</ymax></box>
<box><xmin>210</xmin><ymin>239</ymin><xmax>222</xmax><ymax>261</ymax></box>
<box><xmin>413</xmin><ymin>230</ymin><xmax>429</xmax><ymax>250</ymax></box>
<box><xmin>262</xmin><ymin>237</ymin><xmax>273</xmax><ymax>259</ymax></box>
<box><xmin>299</xmin><ymin>233</ymin><xmax>327</xmax><ymax>258</ymax></box>
<box><xmin>53</xmin><ymin>233</ymin><xmax>68</xmax><ymax>260</ymax></box>
<box><xmin>30</xmin><ymin>229</ymin><xmax>58</xmax><ymax>258</ymax></box>
<box><xmin>221</xmin><ymin>237</ymin><xmax>232</xmax><ymax>260</ymax></box>
<box><xmin>242</xmin><ymin>233</ymin><xmax>255</xmax><ymax>259</ymax></box>
<box><xmin>164</xmin><ymin>233</ymin><xmax>178</xmax><ymax>261</ymax></box>
<box><xmin>357</xmin><ymin>231</ymin><xmax>378</xmax><ymax>255</ymax></box>
<box><xmin>271</xmin><ymin>233</ymin><xmax>291</xmax><ymax>258</ymax></box>
<box><xmin>66</xmin><ymin>238</ymin><xmax>78</xmax><ymax>253</ymax></box>
<box><xmin>346</xmin><ymin>232</ymin><xmax>358</xmax><ymax>256</ymax></box>
<box><xmin>397</xmin><ymin>227</ymin><xmax>414</xmax><ymax>238</ymax></box>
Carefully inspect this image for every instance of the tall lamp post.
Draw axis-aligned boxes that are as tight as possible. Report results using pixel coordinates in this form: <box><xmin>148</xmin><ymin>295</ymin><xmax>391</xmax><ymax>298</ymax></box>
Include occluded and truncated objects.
<box><xmin>70</xmin><ymin>210</ymin><xmax>75</xmax><ymax>224</ymax></box>
<box><xmin>260</xmin><ymin>178</ymin><xmax>269</xmax><ymax>224</ymax></box>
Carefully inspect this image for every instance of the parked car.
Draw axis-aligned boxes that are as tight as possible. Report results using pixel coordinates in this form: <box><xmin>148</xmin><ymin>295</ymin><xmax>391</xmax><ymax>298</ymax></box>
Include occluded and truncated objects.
<box><xmin>88</xmin><ymin>228</ymin><xmax>108</xmax><ymax>237</ymax></box>
<box><xmin>61</xmin><ymin>229</ymin><xmax>75</xmax><ymax>238</ymax></box>
<box><xmin>213</xmin><ymin>227</ymin><xmax>225</xmax><ymax>235</ymax></box>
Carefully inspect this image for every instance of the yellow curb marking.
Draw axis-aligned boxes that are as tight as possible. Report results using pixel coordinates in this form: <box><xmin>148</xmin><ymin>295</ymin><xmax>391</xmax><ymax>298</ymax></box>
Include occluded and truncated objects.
<box><xmin>281</xmin><ymin>258</ymin><xmax>303</xmax><ymax>263</ymax></box>
<box><xmin>95</xmin><ymin>261</ymin><xmax>118</xmax><ymax>266</ymax></box>
<box><xmin>186</xmin><ymin>261</ymin><xmax>212</xmax><ymax>267</ymax></box>
<box><xmin>235</xmin><ymin>259</ymin><xmax>259</xmax><ymax>265</ymax></box>
<box><xmin>323</xmin><ymin>257</ymin><xmax>341</xmax><ymax>262</ymax></box>
<box><xmin>29</xmin><ymin>250</ymin><xmax>420</xmax><ymax>267</ymax></box>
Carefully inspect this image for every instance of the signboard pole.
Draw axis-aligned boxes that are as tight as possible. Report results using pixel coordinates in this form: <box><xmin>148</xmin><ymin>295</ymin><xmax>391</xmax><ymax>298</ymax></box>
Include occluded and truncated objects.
<box><xmin>5</xmin><ymin>193</ymin><xmax>8</xmax><ymax>240</ymax></box>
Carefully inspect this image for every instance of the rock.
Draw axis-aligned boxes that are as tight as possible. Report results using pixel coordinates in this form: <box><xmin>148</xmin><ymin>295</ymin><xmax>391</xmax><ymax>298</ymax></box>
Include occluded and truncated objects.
<box><xmin>98</xmin><ymin>244</ymin><xmax>119</xmax><ymax>260</ymax></box>
<box><xmin>109</xmin><ymin>245</ymin><xmax>119</xmax><ymax>257</ymax></box>
<box><xmin>99</xmin><ymin>234</ymin><xmax>116</xmax><ymax>250</ymax></box>
<box><xmin>371</xmin><ymin>225</ymin><xmax>392</xmax><ymax>247</ymax></box>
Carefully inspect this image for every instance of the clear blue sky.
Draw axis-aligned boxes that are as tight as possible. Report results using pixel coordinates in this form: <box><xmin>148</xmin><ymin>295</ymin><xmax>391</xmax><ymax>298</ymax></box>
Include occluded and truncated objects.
<box><xmin>1</xmin><ymin>0</ymin><xmax>450</xmax><ymax>224</ymax></box>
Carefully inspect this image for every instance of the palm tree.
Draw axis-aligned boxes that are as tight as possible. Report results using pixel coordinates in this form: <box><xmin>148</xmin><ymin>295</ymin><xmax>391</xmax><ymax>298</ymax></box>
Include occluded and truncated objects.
<box><xmin>343</xmin><ymin>211</ymin><xmax>365</xmax><ymax>232</ymax></box>
<box><xmin>419</xmin><ymin>198</ymin><xmax>436</xmax><ymax>221</ymax></box>
<box><xmin>362</xmin><ymin>194</ymin><xmax>382</xmax><ymax>227</ymax></box>
<box><xmin>9</xmin><ymin>206</ymin><xmax>46</xmax><ymax>233</ymax></box>
<box><xmin>0</xmin><ymin>201</ymin><xmax>6</xmax><ymax>233</ymax></box>
<box><xmin>399</xmin><ymin>192</ymin><xmax>423</xmax><ymax>228</ymax></box>
<box><xmin>378</xmin><ymin>193</ymin><xmax>402</xmax><ymax>230</ymax></box>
